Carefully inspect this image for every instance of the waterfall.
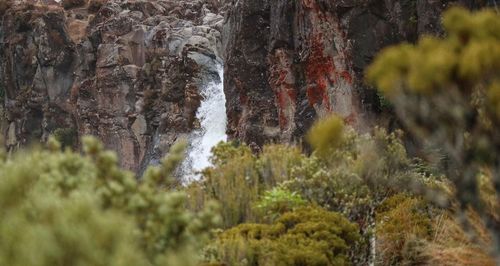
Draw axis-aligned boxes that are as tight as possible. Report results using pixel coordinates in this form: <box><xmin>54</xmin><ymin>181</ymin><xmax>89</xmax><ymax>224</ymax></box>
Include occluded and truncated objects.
<box><xmin>181</xmin><ymin>64</ymin><xmax>227</xmax><ymax>181</ymax></box>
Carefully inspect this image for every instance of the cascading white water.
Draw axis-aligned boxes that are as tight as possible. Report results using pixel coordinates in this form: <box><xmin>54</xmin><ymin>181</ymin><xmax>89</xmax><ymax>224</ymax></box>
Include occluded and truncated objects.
<box><xmin>182</xmin><ymin>65</ymin><xmax>227</xmax><ymax>181</ymax></box>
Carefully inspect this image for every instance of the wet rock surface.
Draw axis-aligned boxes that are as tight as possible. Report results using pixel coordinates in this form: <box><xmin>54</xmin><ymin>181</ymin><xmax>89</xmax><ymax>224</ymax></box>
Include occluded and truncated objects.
<box><xmin>0</xmin><ymin>0</ymin><xmax>224</xmax><ymax>172</ymax></box>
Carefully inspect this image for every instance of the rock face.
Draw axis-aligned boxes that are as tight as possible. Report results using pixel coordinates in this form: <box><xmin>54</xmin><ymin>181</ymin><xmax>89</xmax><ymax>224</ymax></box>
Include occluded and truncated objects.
<box><xmin>0</xmin><ymin>0</ymin><xmax>224</xmax><ymax>172</ymax></box>
<box><xmin>0</xmin><ymin>0</ymin><xmax>488</xmax><ymax>170</ymax></box>
<box><xmin>222</xmin><ymin>0</ymin><xmax>483</xmax><ymax>146</ymax></box>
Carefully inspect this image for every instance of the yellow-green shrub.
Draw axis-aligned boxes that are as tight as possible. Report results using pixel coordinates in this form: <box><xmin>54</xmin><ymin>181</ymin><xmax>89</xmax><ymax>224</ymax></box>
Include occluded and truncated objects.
<box><xmin>209</xmin><ymin>207</ymin><xmax>360</xmax><ymax>266</ymax></box>
<box><xmin>200</xmin><ymin>142</ymin><xmax>306</xmax><ymax>228</ymax></box>
<box><xmin>192</xmin><ymin>118</ymin><xmax>435</xmax><ymax>264</ymax></box>
<box><xmin>0</xmin><ymin>137</ymin><xmax>220</xmax><ymax>266</ymax></box>
<box><xmin>366</xmin><ymin>7</ymin><xmax>500</xmax><ymax>257</ymax></box>
<box><xmin>287</xmin><ymin>121</ymin><xmax>430</xmax><ymax>219</ymax></box>
<box><xmin>253</xmin><ymin>187</ymin><xmax>307</xmax><ymax>223</ymax></box>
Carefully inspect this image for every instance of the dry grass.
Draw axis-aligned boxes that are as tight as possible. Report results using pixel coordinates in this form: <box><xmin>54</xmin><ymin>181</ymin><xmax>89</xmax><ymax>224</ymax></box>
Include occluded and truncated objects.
<box><xmin>375</xmin><ymin>194</ymin><xmax>432</xmax><ymax>265</ymax></box>
<box><xmin>423</xmin><ymin>212</ymin><xmax>495</xmax><ymax>266</ymax></box>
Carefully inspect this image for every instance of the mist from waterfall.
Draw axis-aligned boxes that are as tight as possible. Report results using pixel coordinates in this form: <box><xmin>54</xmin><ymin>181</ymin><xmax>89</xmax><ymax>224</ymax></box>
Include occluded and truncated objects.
<box><xmin>181</xmin><ymin>65</ymin><xmax>227</xmax><ymax>181</ymax></box>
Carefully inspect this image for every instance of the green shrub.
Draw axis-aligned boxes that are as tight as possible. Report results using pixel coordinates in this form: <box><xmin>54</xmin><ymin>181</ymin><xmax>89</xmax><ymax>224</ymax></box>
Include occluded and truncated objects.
<box><xmin>366</xmin><ymin>7</ymin><xmax>500</xmax><ymax>257</ymax></box>
<box><xmin>0</xmin><ymin>191</ymin><xmax>148</xmax><ymax>266</ymax></box>
<box><xmin>202</xmin><ymin>142</ymin><xmax>259</xmax><ymax>227</ymax></box>
<box><xmin>306</xmin><ymin>115</ymin><xmax>345</xmax><ymax>158</ymax></box>
<box><xmin>209</xmin><ymin>207</ymin><xmax>360</xmax><ymax>266</ymax></box>
<box><xmin>200</xmin><ymin>142</ymin><xmax>306</xmax><ymax>228</ymax></box>
<box><xmin>53</xmin><ymin>127</ymin><xmax>77</xmax><ymax>149</ymax></box>
<box><xmin>191</xmin><ymin>118</ymin><xmax>435</xmax><ymax>264</ymax></box>
<box><xmin>287</xmin><ymin>122</ymin><xmax>429</xmax><ymax>218</ymax></box>
<box><xmin>0</xmin><ymin>137</ymin><xmax>220</xmax><ymax>266</ymax></box>
<box><xmin>254</xmin><ymin>187</ymin><xmax>307</xmax><ymax>223</ymax></box>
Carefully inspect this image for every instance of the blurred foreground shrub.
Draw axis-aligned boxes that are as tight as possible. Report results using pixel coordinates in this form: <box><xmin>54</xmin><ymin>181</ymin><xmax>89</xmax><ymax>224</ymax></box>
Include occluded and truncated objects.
<box><xmin>0</xmin><ymin>137</ymin><xmax>220</xmax><ymax>266</ymax></box>
<box><xmin>367</xmin><ymin>6</ymin><xmax>500</xmax><ymax>260</ymax></box>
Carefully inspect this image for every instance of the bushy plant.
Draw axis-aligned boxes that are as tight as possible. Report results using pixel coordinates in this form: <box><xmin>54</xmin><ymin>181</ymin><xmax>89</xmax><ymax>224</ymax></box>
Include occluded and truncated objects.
<box><xmin>288</xmin><ymin>119</ymin><xmax>440</xmax><ymax>264</ymax></box>
<box><xmin>201</xmin><ymin>142</ymin><xmax>260</xmax><ymax>227</ymax></box>
<box><xmin>0</xmin><ymin>137</ymin><xmax>220</xmax><ymax>266</ymax></box>
<box><xmin>191</xmin><ymin>117</ymin><xmax>437</xmax><ymax>264</ymax></box>
<box><xmin>254</xmin><ymin>187</ymin><xmax>307</xmax><ymax>222</ymax></box>
<box><xmin>367</xmin><ymin>7</ymin><xmax>500</xmax><ymax>259</ymax></box>
<box><xmin>200</xmin><ymin>142</ymin><xmax>306</xmax><ymax>228</ymax></box>
<box><xmin>287</xmin><ymin>118</ymin><xmax>433</xmax><ymax>219</ymax></box>
<box><xmin>306</xmin><ymin>115</ymin><xmax>345</xmax><ymax>157</ymax></box>
<box><xmin>208</xmin><ymin>207</ymin><xmax>360</xmax><ymax>266</ymax></box>
<box><xmin>52</xmin><ymin>127</ymin><xmax>77</xmax><ymax>149</ymax></box>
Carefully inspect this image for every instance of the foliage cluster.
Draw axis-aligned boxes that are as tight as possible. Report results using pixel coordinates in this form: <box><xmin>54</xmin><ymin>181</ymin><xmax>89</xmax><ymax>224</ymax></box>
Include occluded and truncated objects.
<box><xmin>207</xmin><ymin>207</ymin><xmax>360</xmax><ymax>266</ymax></box>
<box><xmin>195</xmin><ymin>142</ymin><xmax>305</xmax><ymax>228</ymax></box>
<box><xmin>253</xmin><ymin>187</ymin><xmax>307</xmax><ymax>223</ymax></box>
<box><xmin>52</xmin><ymin>127</ymin><xmax>77</xmax><ymax>149</ymax></box>
<box><xmin>0</xmin><ymin>137</ymin><xmax>220</xmax><ymax>266</ymax></box>
<box><xmin>188</xmin><ymin>119</ymin><xmax>440</xmax><ymax>265</ymax></box>
<box><xmin>367</xmin><ymin>6</ymin><xmax>500</xmax><ymax>260</ymax></box>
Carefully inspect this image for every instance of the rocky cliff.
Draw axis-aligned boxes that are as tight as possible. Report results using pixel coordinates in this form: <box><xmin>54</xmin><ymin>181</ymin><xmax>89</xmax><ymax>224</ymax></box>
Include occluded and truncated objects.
<box><xmin>222</xmin><ymin>0</ymin><xmax>484</xmax><ymax>147</ymax></box>
<box><xmin>0</xmin><ymin>0</ymin><xmax>487</xmax><ymax>171</ymax></box>
<box><xmin>0</xmin><ymin>0</ymin><xmax>224</xmax><ymax>172</ymax></box>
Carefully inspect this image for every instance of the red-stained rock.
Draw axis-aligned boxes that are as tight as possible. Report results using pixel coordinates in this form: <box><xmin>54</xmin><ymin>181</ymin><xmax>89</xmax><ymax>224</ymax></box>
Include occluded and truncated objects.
<box><xmin>223</xmin><ymin>0</ymin><xmax>483</xmax><ymax>146</ymax></box>
<box><xmin>268</xmin><ymin>48</ymin><xmax>297</xmax><ymax>141</ymax></box>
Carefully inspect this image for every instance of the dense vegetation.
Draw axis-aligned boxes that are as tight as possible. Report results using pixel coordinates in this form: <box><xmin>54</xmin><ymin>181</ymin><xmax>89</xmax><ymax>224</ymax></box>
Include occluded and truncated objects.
<box><xmin>0</xmin><ymin>6</ymin><xmax>499</xmax><ymax>266</ymax></box>
<box><xmin>0</xmin><ymin>138</ymin><xmax>220</xmax><ymax>266</ymax></box>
